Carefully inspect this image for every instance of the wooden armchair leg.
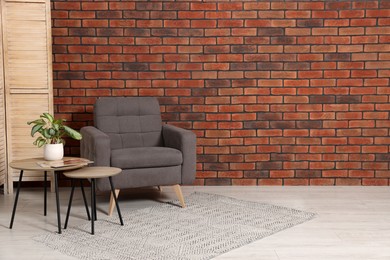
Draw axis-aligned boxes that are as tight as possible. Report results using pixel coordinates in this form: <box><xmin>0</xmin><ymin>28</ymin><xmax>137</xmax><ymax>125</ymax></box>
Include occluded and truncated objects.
<box><xmin>157</xmin><ymin>186</ymin><xmax>162</xmax><ymax>192</ymax></box>
<box><xmin>108</xmin><ymin>189</ymin><xmax>120</xmax><ymax>216</ymax></box>
<box><xmin>173</xmin><ymin>184</ymin><xmax>186</xmax><ymax>208</ymax></box>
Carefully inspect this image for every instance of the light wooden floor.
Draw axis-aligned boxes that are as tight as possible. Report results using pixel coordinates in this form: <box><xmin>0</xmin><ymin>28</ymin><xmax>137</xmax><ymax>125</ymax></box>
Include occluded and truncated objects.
<box><xmin>1</xmin><ymin>186</ymin><xmax>390</xmax><ymax>260</ymax></box>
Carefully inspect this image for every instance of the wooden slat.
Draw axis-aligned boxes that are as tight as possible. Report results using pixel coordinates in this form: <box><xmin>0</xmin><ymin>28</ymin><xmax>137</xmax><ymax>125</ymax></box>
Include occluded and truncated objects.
<box><xmin>10</xmin><ymin>89</ymin><xmax>49</xmax><ymax>94</ymax></box>
<box><xmin>5</xmin><ymin>0</ymin><xmax>46</xmax><ymax>3</ymax></box>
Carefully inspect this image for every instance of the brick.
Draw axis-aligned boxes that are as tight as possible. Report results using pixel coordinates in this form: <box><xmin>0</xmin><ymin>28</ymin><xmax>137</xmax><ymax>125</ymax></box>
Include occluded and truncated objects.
<box><xmin>366</xmin><ymin>10</ymin><xmax>390</xmax><ymax>18</ymax></box>
<box><xmin>244</xmin><ymin>2</ymin><xmax>270</xmax><ymax>10</ymax></box>
<box><xmin>82</xmin><ymin>2</ymin><xmax>107</xmax><ymax>10</ymax></box>
<box><xmin>326</xmin><ymin>2</ymin><xmax>351</xmax><ymax>9</ymax></box>
<box><xmin>324</xmin><ymin>19</ymin><xmax>349</xmax><ymax>27</ymax></box>
<box><xmin>367</xmin><ymin>27</ymin><xmax>390</xmax><ymax>35</ymax></box>
<box><xmin>258</xmin><ymin>10</ymin><xmax>284</xmax><ymax>18</ymax></box>
<box><xmin>340</xmin><ymin>27</ymin><xmax>365</xmax><ymax>35</ymax></box>
<box><xmin>258</xmin><ymin>45</ymin><xmax>283</xmax><ymax>53</ymax></box>
<box><xmin>312</xmin><ymin>11</ymin><xmax>338</xmax><ymax>18</ymax></box>
<box><xmin>378</xmin><ymin>19</ymin><xmax>390</xmax><ymax>26</ymax></box>
<box><xmin>219</xmin><ymin>20</ymin><xmax>244</xmax><ymax>28</ymax></box>
<box><xmin>271</xmin><ymin>20</ymin><xmax>296</xmax><ymax>28</ymax></box>
<box><xmin>336</xmin><ymin>179</ymin><xmax>362</xmax><ymax>185</ymax></box>
<box><xmin>285</xmin><ymin>28</ymin><xmax>311</xmax><ymax>36</ymax></box>
<box><xmin>96</xmin><ymin>11</ymin><xmax>122</xmax><ymax>19</ymax></box>
<box><xmin>284</xmin><ymin>162</ymin><xmax>309</xmax><ymax>169</ymax></box>
<box><xmin>297</xmin><ymin>121</ymin><xmax>322</xmax><ymax>129</ymax></box>
<box><xmin>339</xmin><ymin>10</ymin><xmax>365</xmax><ymax>18</ymax></box>
<box><xmin>300</xmin><ymin>2</ymin><xmax>324</xmax><ymax>9</ymax></box>
<box><xmin>191</xmin><ymin>20</ymin><xmax>217</xmax><ymax>28</ymax></box>
<box><xmin>232</xmin><ymin>28</ymin><xmax>257</xmax><ymax>36</ymax></box>
<box><xmin>271</xmin><ymin>2</ymin><xmax>296</xmax><ymax>9</ymax></box>
<box><xmin>232</xmin><ymin>11</ymin><xmax>257</xmax><ymax>19</ymax></box>
<box><xmin>270</xmin><ymin>170</ymin><xmax>294</xmax><ymax>178</ymax></box>
<box><xmin>124</xmin><ymin>29</ymin><xmax>150</xmax><ymax>37</ymax></box>
<box><xmin>309</xmin><ymin>96</ymin><xmax>335</xmax><ymax>104</ymax></box>
<box><xmin>323</xmin><ymin>170</ymin><xmax>348</xmax><ymax>177</ymax></box>
<box><xmin>297</xmin><ymin>19</ymin><xmax>324</xmax><ymax>28</ymax></box>
<box><xmin>324</xmin><ymin>87</ymin><xmax>349</xmax><ymax>95</ymax></box>
<box><xmin>232</xmin><ymin>45</ymin><xmax>257</xmax><ymax>54</ymax></box>
<box><xmin>354</xmin><ymin>1</ymin><xmax>379</xmax><ymax>8</ymax></box>
<box><xmin>257</xmin><ymin>162</ymin><xmax>282</xmax><ymax>170</ymax></box>
<box><xmin>257</xmin><ymin>28</ymin><xmax>284</xmax><ymax>36</ymax></box>
<box><xmin>324</xmin><ymin>53</ymin><xmax>351</xmax><ymax>61</ymax></box>
<box><xmin>123</xmin><ymin>11</ymin><xmax>149</xmax><ymax>19</ymax></box>
<box><xmin>286</xmin><ymin>11</ymin><xmax>310</xmax><ymax>18</ymax></box>
<box><xmin>298</xmin><ymin>54</ymin><xmax>322</xmax><ymax>61</ymax></box>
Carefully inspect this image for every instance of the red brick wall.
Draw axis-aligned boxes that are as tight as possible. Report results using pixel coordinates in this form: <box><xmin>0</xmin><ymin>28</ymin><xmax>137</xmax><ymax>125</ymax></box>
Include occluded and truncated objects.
<box><xmin>51</xmin><ymin>1</ymin><xmax>390</xmax><ymax>186</ymax></box>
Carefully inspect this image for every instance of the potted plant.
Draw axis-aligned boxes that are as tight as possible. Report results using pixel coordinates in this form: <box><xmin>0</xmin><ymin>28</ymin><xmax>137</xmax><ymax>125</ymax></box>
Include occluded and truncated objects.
<box><xmin>27</xmin><ymin>113</ymin><xmax>82</xmax><ymax>161</ymax></box>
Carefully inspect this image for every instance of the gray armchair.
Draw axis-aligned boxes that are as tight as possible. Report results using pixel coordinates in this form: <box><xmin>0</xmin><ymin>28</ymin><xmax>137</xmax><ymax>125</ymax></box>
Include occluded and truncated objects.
<box><xmin>80</xmin><ymin>97</ymin><xmax>196</xmax><ymax>215</ymax></box>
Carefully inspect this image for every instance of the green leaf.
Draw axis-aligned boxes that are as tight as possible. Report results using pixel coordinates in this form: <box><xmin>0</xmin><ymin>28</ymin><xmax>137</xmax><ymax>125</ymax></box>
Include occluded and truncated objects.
<box><xmin>52</xmin><ymin>120</ymin><xmax>62</xmax><ymax>131</ymax></box>
<box><xmin>63</xmin><ymin>125</ymin><xmax>82</xmax><ymax>140</ymax></box>
<box><xmin>41</xmin><ymin>113</ymin><xmax>54</xmax><ymax>123</ymax></box>
<box><xmin>37</xmin><ymin>138</ymin><xmax>46</xmax><ymax>148</ymax></box>
<box><xmin>53</xmin><ymin>119</ymin><xmax>64</xmax><ymax>124</ymax></box>
<box><xmin>42</xmin><ymin>128</ymin><xmax>51</xmax><ymax>139</ymax></box>
<box><xmin>27</xmin><ymin>119</ymin><xmax>45</xmax><ymax>125</ymax></box>
<box><xmin>31</xmin><ymin>124</ymin><xmax>43</xmax><ymax>137</ymax></box>
<box><xmin>34</xmin><ymin>136</ymin><xmax>47</xmax><ymax>148</ymax></box>
<box><xmin>48</xmin><ymin>128</ymin><xmax>56</xmax><ymax>136</ymax></box>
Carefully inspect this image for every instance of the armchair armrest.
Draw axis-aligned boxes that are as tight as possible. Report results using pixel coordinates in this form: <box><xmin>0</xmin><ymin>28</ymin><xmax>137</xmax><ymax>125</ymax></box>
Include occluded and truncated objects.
<box><xmin>162</xmin><ymin>124</ymin><xmax>196</xmax><ymax>184</ymax></box>
<box><xmin>80</xmin><ymin>126</ymin><xmax>111</xmax><ymax>166</ymax></box>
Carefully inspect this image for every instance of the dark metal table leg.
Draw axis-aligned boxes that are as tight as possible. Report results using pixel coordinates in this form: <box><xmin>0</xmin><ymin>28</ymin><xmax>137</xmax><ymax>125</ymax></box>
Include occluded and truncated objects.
<box><xmin>44</xmin><ymin>171</ymin><xmax>47</xmax><ymax>216</ymax></box>
<box><xmin>109</xmin><ymin>177</ymin><xmax>124</xmax><ymax>226</ymax></box>
<box><xmin>94</xmin><ymin>181</ymin><xmax>97</xmax><ymax>221</ymax></box>
<box><xmin>9</xmin><ymin>170</ymin><xmax>24</xmax><ymax>229</ymax></box>
<box><xmin>55</xmin><ymin>173</ymin><xmax>62</xmax><ymax>234</ymax></box>
<box><xmin>80</xmin><ymin>180</ymin><xmax>91</xmax><ymax>221</ymax></box>
<box><xmin>64</xmin><ymin>179</ymin><xmax>75</xmax><ymax>229</ymax></box>
<box><xmin>91</xmin><ymin>178</ymin><xmax>95</xmax><ymax>235</ymax></box>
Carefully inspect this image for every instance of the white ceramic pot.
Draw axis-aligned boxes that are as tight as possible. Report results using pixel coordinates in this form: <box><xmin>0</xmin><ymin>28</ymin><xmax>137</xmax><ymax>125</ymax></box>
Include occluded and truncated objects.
<box><xmin>43</xmin><ymin>143</ymin><xmax>64</xmax><ymax>161</ymax></box>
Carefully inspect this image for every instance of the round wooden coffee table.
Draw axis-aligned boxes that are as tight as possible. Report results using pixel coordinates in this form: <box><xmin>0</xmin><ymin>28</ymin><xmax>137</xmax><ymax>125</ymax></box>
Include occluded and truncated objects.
<box><xmin>63</xmin><ymin>167</ymin><xmax>124</xmax><ymax>235</ymax></box>
<box><xmin>8</xmin><ymin>157</ymin><xmax>91</xmax><ymax>234</ymax></box>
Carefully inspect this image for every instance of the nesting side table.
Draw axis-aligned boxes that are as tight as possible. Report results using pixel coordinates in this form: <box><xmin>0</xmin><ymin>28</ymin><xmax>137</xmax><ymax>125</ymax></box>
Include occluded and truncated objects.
<box><xmin>63</xmin><ymin>167</ymin><xmax>124</xmax><ymax>235</ymax></box>
<box><xmin>8</xmin><ymin>157</ymin><xmax>90</xmax><ymax>234</ymax></box>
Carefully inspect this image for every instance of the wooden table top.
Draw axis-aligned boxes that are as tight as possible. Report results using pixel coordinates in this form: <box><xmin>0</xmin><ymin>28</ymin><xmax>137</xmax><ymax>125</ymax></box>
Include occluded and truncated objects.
<box><xmin>63</xmin><ymin>167</ymin><xmax>122</xmax><ymax>179</ymax></box>
<box><xmin>9</xmin><ymin>157</ymin><xmax>90</xmax><ymax>172</ymax></box>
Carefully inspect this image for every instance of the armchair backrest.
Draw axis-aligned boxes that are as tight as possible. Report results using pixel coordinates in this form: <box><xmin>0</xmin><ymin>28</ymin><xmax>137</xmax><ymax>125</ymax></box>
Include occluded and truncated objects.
<box><xmin>94</xmin><ymin>97</ymin><xmax>163</xmax><ymax>150</ymax></box>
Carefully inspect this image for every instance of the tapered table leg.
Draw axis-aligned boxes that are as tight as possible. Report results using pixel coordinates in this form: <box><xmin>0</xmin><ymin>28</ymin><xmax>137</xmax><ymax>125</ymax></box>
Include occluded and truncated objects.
<box><xmin>9</xmin><ymin>170</ymin><xmax>24</xmax><ymax>229</ymax></box>
<box><xmin>64</xmin><ymin>179</ymin><xmax>75</xmax><ymax>229</ymax></box>
<box><xmin>109</xmin><ymin>177</ymin><xmax>123</xmax><ymax>226</ymax></box>
<box><xmin>80</xmin><ymin>180</ymin><xmax>91</xmax><ymax>221</ymax></box>
<box><xmin>91</xmin><ymin>179</ymin><xmax>95</xmax><ymax>235</ymax></box>
<box><xmin>44</xmin><ymin>171</ymin><xmax>47</xmax><ymax>216</ymax></box>
<box><xmin>54</xmin><ymin>172</ymin><xmax>62</xmax><ymax>234</ymax></box>
<box><xmin>94</xmin><ymin>185</ymin><xmax>97</xmax><ymax>221</ymax></box>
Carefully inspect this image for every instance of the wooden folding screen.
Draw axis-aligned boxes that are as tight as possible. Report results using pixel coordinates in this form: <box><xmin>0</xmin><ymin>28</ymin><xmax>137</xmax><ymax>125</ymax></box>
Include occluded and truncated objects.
<box><xmin>1</xmin><ymin>0</ymin><xmax>53</xmax><ymax>193</ymax></box>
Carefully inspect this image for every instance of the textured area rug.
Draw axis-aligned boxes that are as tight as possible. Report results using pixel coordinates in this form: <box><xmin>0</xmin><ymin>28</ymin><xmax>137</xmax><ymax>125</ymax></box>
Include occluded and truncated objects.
<box><xmin>34</xmin><ymin>192</ymin><xmax>315</xmax><ymax>260</ymax></box>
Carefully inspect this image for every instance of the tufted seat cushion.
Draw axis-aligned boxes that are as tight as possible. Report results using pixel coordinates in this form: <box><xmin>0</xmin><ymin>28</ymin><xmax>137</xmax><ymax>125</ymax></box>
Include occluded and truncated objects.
<box><xmin>111</xmin><ymin>147</ymin><xmax>183</xmax><ymax>169</ymax></box>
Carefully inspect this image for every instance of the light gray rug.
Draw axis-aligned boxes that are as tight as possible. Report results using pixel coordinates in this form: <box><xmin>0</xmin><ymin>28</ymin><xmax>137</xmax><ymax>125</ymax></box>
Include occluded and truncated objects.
<box><xmin>34</xmin><ymin>192</ymin><xmax>315</xmax><ymax>260</ymax></box>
